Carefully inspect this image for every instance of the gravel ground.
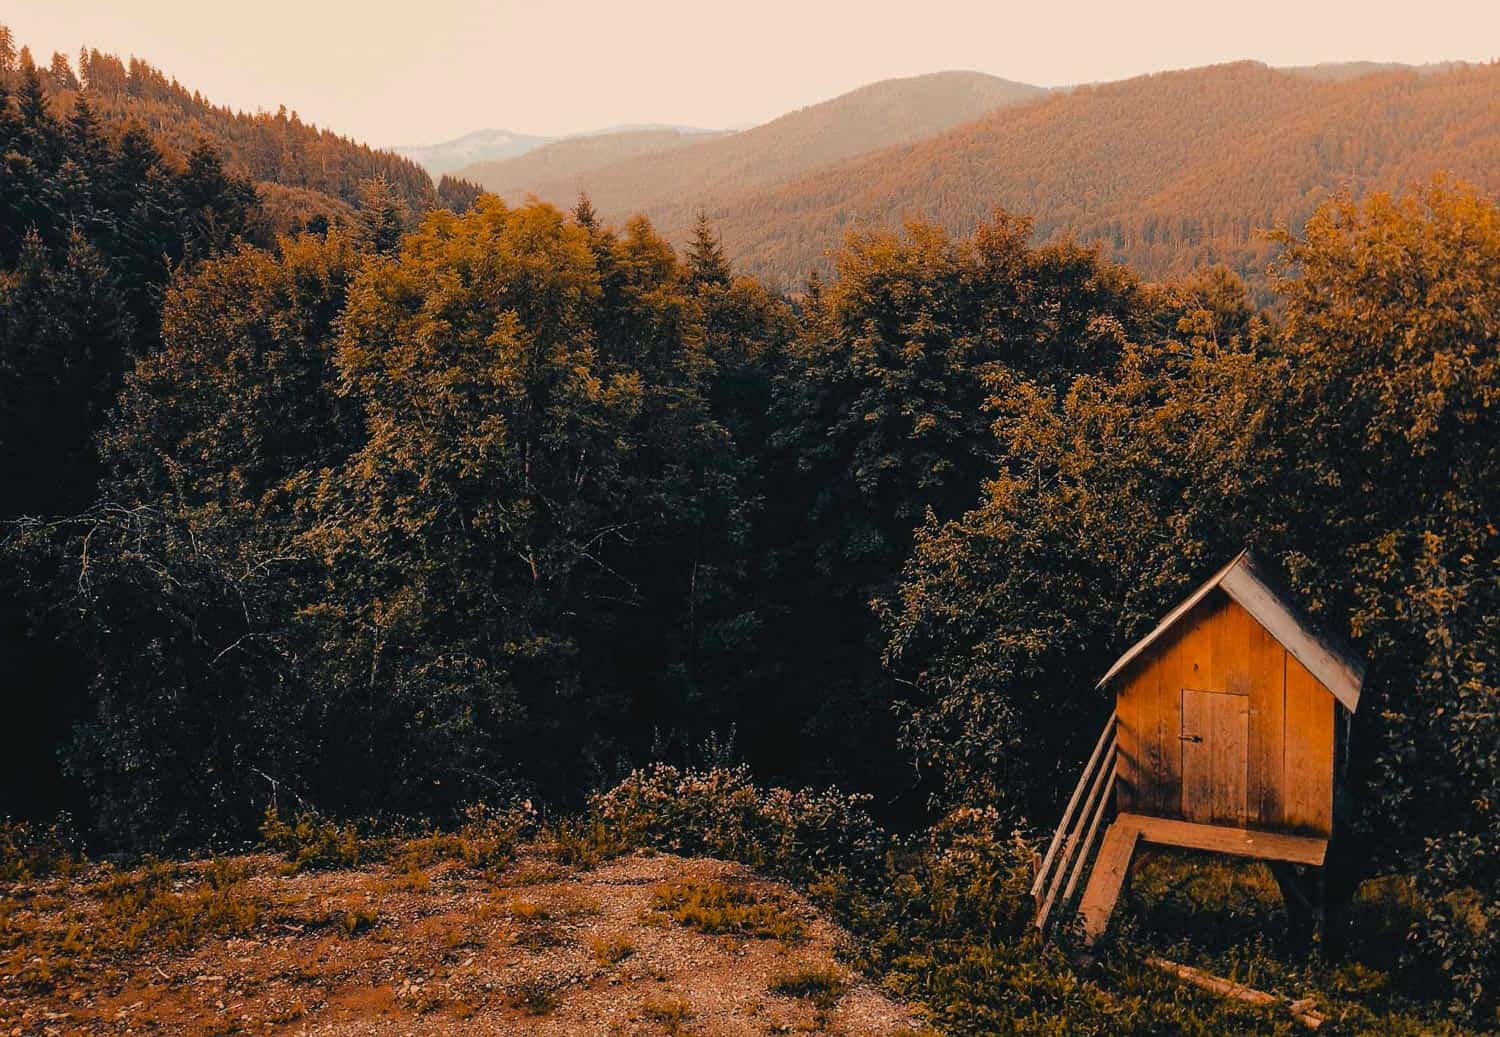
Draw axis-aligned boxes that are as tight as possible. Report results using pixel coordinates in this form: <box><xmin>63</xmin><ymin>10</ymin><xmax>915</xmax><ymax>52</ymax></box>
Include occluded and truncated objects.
<box><xmin>3</xmin><ymin>846</ymin><xmax>925</xmax><ymax>1036</ymax></box>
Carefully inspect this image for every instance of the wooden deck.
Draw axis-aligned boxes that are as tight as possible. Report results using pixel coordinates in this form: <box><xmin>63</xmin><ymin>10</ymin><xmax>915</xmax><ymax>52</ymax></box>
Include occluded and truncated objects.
<box><xmin>1077</xmin><ymin>814</ymin><xmax>1328</xmax><ymax>943</ymax></box>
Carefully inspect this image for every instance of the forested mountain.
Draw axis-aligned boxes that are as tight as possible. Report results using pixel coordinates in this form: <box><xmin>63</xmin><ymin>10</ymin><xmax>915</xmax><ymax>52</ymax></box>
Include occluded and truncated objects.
<box><xmin>688</xmin><ymin>61</ymin><xmax>1499</xmax><ymax>287</ymax></box>
<box><xmin>391</xmin><ymin>127</ymin><xmax>552</xmax><ymax>175</ymax></box>
<box><xmin>455</xmin><ymin>127</ymin><xmax>728</xmax><ymax>199</ymax></box>
<box><xmin>489</xmin><ymin>71</ymin><xmax>1046</xmax><ymax>222</ymax></box>
<box><xmin>0</xmin><ymin>28</ymin><xmax>436</xmax><ymax>224</ymax></box>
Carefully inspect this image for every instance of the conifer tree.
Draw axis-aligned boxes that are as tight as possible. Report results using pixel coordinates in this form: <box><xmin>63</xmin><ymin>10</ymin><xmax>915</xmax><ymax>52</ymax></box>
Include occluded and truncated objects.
<box><xmin>572</xmin><ymin>193</ymin><xmax>599</xmax><ymax>230</ymax></box>
<box><xmin>686</xmin><ymin>210</ymin><xmax>730</xmax><ymax>288</ymax></box>
<box><xmin>354</xmin><ymin>175</ymin><xmax>407</xmax><ymax>254</ymax></box>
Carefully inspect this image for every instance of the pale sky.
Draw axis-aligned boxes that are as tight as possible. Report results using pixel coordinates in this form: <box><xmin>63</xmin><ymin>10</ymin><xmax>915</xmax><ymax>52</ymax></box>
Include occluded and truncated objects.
<box><xmin>6</xmin><ymin>1</ymin><xmax>1498</xmax><ymax>147</ymax></box>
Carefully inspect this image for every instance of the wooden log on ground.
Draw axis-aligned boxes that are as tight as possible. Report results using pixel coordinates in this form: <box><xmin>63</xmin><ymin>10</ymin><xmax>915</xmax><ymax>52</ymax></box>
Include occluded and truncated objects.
<box><xmin>1146</xmin><ymin>956</ymin><xmax>1326</xmax><ymax>1029</ymax></box>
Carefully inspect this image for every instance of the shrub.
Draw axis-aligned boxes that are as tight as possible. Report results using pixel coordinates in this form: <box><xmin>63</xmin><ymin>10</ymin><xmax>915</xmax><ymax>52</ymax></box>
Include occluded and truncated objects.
<box><xmin>0</xmin><ymin>815</ymin><xmax>82</xmax><ymax>881</ymax></box>
<box><xmin>507</xmin><ymin>976</ymin><xmax>562</xmax><ymax>1015</ymax></box>
<box><xmin>259</xmin><ymin>805</ymin><xmax>366</xmax><ymax>873</ymax></box>
<box><xmin>590</xmin><ymin>763</ymin><xmax>884</xmax><ymax>883</ymax></box>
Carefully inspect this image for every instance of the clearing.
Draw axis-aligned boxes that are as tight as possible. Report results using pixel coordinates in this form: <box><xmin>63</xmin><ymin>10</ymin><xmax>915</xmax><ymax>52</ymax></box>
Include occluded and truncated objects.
<box><xmin>1</xmin><ymin>846</ymin><xmax>922</xmax><ymax>1035</ymax></box>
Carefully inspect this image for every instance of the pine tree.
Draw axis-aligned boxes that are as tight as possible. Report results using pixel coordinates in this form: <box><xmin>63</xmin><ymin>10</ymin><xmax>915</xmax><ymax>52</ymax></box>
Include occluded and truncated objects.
<box><xmin>686</xmin><ymin>210</ymin><xmax>730</xmax><ymax>288</ymax></box>
<box><xmin>49</xmin><ymin>52</ymin><xmax>78</xmax><ymax>91</ymax></box>
<box><xmin>572</xmin><ymin>193</ymin><xmax>598</xmax><ymax>230</ymax></box>
<box><xmin>355</xmin><ymin>175</ymin><xmax>407</xmax><ymax>254</ymax></box>
<box><xmin>0</xmin><ymin>25</ymin><xmax>15</xmax><ymax>75</ymax></box>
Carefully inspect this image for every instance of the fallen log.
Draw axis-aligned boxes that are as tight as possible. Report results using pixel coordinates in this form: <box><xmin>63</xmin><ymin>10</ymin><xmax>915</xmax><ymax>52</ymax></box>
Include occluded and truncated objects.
<box><xmin>1146</xmin><ymin>956</ymin><xmax>1326</xmax><ymax>1030</ymax></box>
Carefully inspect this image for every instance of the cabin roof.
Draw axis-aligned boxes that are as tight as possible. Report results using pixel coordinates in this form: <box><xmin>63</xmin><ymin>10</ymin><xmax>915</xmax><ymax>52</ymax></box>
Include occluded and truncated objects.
<box><xmin>1095</xmin><ymin>550</ymin><xmax>1365</xmax><ymax>711</ymax></box>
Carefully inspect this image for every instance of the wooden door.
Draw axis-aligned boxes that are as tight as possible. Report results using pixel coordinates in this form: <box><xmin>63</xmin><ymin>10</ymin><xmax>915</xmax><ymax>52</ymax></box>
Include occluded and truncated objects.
<box><xmin>1181</xmin><ymin>688</ymin><xmax>1249</xmax><ymax>825</ymax></box>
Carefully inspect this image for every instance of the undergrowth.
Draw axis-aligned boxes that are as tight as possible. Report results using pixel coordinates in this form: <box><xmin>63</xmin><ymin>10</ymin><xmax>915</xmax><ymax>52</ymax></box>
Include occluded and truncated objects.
<box><xmin>651</xmin><ymin>879</ymin><xmax>805</xmax><ymax>941</ymax></box>
<box><xmin>570</xmin><ymin>764</ymin><xmax>1495</xmax><ymax>1035</ymax></box>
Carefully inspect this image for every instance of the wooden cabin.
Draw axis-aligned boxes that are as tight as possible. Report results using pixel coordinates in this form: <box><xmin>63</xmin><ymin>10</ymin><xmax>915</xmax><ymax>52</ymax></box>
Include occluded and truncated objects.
<box><xmin>1032</xmin><ymin>550</ymin><xmax>1365</xmax><ymax>943</ymax></box>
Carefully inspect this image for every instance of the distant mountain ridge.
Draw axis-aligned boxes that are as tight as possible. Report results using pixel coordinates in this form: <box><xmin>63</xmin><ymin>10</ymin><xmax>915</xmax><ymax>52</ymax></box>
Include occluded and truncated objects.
<box><xmin>469</xmin><ymin>71</ymin><xmax>1047</xmax><ymax>218</ymax></box>
<box><xmin>398</xmin><ymin>123</ymin><xmax>723</xmax><ymax>177</ymax></box>
<box><xmin>391</xmin><ymin>128</ymin><xmax>553</xmax><ymax>176</ymax></box>
<box><xmin>683</xmin><ymin>61</ymin><xmax>1499</xmax><ymax>289</ymax></box>
<box><xmin>454</xmin><ymin>128</ymin><xmax>731</xmax><ymax>202</ymax></box>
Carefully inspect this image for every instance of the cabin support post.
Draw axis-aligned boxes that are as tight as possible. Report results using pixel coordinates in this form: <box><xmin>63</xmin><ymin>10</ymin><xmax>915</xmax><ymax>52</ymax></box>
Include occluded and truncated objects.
<box><xmin>1268</xmin><ymin>862</ymin><xmax>1321</xmax><ymax>948</ymax></box>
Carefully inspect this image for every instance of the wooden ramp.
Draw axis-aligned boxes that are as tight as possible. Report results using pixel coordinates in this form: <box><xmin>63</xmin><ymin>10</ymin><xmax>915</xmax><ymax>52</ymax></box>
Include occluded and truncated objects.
<box><xmin>1079</xmin><ymin>821</ymin><xmax>1140</xmax><ymax>942</ymax></box>
<box><xmin>1073</xmin><ymin>814</ymin><xmax>1330</xmax><ymax>944</ymax></box>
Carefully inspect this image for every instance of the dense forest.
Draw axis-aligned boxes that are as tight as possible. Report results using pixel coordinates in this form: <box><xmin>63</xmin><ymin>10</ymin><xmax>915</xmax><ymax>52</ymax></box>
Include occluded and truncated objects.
<box><xmin>2</xmin><ymin>21</ymin><xmax>1499</xmax><ymax>1029</ymax></box>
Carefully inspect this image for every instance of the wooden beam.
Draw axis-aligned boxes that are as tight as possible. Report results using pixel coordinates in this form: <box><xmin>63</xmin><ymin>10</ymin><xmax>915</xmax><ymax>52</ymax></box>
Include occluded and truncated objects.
<box><xmin>1147</xmin><ymin>956</ymin><xmax>1326</xmax><ymax>1029</ymax></box>
<box><xmin>1117</xmin><ymin>813</ymin><xmax>1327</xmax><ymax>866</ymax></box>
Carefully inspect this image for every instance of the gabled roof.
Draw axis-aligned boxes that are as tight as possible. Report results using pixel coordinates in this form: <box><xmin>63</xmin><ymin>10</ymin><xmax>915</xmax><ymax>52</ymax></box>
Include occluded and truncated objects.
<box><xmin>1095</xmin><ymin>550</ymin><xmax>1365</xmax><ymax>712</ymax></box>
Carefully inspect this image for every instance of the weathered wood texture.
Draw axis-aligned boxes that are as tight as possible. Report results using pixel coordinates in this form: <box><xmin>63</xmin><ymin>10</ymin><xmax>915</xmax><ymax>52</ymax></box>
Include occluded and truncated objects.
<box><xmin>1076</xmin><ymin>813</ymin><xmax>1327</xmax><ymax>943</ymax></box>
<box><xmin>1115</xmin><ymin>591</ymin><xmax>1337</xmax><ymax>838</ymax></box>
<box><xmin>1181</xmin><ymin>688</ymin><xmax>1249</xmax><ymax>824</ymax></box>
<box><xmin>1079</xmin><ymin>821</ymin><xmax>1140</xmax><ymax>941</ymax></box>
<box><xmin>1118</xmin><ymin>812</ymin><xmax>1328</xmax><ymax>866</ymax></box>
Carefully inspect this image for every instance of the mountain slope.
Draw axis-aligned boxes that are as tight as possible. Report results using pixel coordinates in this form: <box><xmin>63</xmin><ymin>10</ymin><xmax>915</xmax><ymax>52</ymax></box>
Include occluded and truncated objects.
<box><xmin>695</xmin><ymin>61</ymin><xmax>1500</xmax><ymax>287</ymax></box>
<box><xmin>456</xmin><ymin>127</ymin><xmax>728</xmax><ymax>200</ymax></box>
<box><xmin>392</xmin><ymin>128</ymin><xmax>553</xmax><ymax>176</ymax></box>
<box><xmin>18</xmin><ymin>40</ymin><xmax>436</xmax><ymax>215</ymax></box>
<box><xmin>497</xmin><ymin>71</ymin><xmax>1047</xmax><ymax>217</ymax></box>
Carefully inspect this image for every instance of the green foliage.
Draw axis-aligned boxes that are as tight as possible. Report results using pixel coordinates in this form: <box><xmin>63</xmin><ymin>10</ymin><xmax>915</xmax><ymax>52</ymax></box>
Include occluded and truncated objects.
<box><xmin>651</xmin><ymin>880</ymin><xmax>805</xmax><ymax>941</ymax></box>
<box><xmin>587</xmin><ymin>766</ymin><xmax>1476</xmax><ymax>1034</ymax></box>
<box><xmin>758</xmin><ymin>213</ymin><xmax>1157</xmax><ymax>798</ymax></box>
<box><xmin>590</xmin><ymin>763</ymin><xmax>884</xmax><ymax>883</ymax></box>
<box><xmin>882</xmin><ymin>180</ymin><xmax>1500</xmax><ymax>1012</ymax></box>
<box><xmin>0</xmin><ymin>815</ymin><xmax>81</xmax><ymax>881</ymax></box>
<box><xmin>258</xmin><ymin>806</ymin><xmax>366</xmax><ymax>873</ymax></box>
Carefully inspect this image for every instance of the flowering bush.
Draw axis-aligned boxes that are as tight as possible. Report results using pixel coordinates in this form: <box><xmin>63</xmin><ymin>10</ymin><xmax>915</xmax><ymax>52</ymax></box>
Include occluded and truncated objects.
<box><xmin>588</xmin><ymin>764</ymin><xmax>885</xmax><ymax>884</ymax></box>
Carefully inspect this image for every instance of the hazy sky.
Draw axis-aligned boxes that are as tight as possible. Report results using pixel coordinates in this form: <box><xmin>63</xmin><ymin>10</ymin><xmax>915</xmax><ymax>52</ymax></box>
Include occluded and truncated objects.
<box><xmin>7</xmin><ymin>1</ymin><xmax>1498</xmax><ymax>147</ymax></box>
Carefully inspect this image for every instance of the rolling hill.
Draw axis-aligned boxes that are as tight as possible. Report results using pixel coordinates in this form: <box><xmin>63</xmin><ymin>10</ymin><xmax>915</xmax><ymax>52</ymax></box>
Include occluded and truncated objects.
<box><xmin>483</xmin><ymin>70</ymin><xmax>1047</xmax><ymax>218</ymax></box>
<box><xmin>687</xmin><ymin>61</ymin><xmax>1500</xmax><ymax>288</ymax></box>
<box><xmin>455</xmin><ymin>126</ymin><xmax>728</xmax><ymax>201</ymax></box>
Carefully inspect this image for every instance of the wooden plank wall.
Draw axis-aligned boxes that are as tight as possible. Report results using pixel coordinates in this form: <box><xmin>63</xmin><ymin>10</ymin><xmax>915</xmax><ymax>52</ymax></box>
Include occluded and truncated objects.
<box><xmin>1282</xmin><ymin>654</ymin><xmax>1335</xmax><ymax>833</ymax></box>
<box><xmin>1114</xmin><ymin>591</ymin><xmax>1336</xmax><ymax>837</ymax></box>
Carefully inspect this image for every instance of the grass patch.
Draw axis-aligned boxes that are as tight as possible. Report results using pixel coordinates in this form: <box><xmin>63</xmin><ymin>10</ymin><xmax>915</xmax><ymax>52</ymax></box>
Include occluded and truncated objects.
<box><xmin>642</xmin><ymin>994</ymin><xmax>693</xmax><ymax>1033</ymax></box>
<box><xmin>651</xmin><ymin>880</ymin><xmax>803</xmax><ymax>941</ymax></box>
<box><xmin>769</xmin><ymin>964</ymin><xmax>848</xmax><ymax>1010</ymax></box>
<box><xmin>259</xmin><ymin>806</ymin><xmax>367</xmax><ymax>874</ymax></box>
<box><xmin>507</xmin><ymin>896</ymin><xmax>550</xmax><ymax>922</ymax></box>
<box><xmin>333</xmin><ymin>905</ymin><xmax>380</xmax><ymax>936</ymax></box>
<box><xmin>550</xmin><ymin>816</ymin><xmax>627</xmax><ymax>870</ymax></box>
<box><xmin>590</xmin><ymin>932</ymin><xmax>635</xmax><ymax>964</ymax></box>
<box><xmin>2</xmin><ymin>858</ymin><xmax>269</xmax><ymax>995</ymax></box>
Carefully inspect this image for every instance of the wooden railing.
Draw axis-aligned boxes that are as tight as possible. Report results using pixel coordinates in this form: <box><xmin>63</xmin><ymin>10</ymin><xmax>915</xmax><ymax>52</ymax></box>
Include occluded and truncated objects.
<box><xmin>1032</xmin><ymin>710</ymin><xmax>1117</xmax><ymax>934</ymax></box>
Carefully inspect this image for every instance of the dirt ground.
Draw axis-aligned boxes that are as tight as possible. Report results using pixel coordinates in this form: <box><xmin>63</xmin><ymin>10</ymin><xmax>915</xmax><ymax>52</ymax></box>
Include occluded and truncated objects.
<box><xmin>1</xmin><ymin>846</ymin><xmax>924</xmax><ymax>1036</ymax></box>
